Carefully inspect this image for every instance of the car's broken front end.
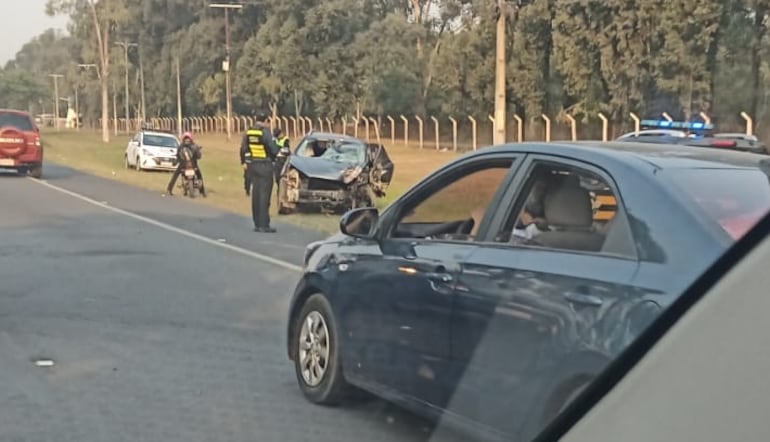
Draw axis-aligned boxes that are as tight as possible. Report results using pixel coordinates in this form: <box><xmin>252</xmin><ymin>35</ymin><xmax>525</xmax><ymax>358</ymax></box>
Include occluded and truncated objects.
<box><xmin>278</xmin><ymin>163</ymin><xmax>368</xmax><ymax>213</ymax></box>
<box><xmin>277</xmin><ymin>138</ymin><xmax>394</xmax><ymax>215</ymax></box>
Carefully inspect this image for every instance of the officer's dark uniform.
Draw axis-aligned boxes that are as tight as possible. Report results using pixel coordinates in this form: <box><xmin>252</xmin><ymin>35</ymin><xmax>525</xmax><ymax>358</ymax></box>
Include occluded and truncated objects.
<box><xmin>240</xmin><ymin>120</ymin><xmax>279</xmax><ymax>232</ymax></box>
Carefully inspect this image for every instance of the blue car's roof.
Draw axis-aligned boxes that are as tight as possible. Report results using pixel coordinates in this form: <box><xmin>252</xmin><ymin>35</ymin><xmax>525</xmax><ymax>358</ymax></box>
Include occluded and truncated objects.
<box><xmin>472</xmin><ymin>141</ymin><xmax>769</xmax><ymax>171</ymax></box>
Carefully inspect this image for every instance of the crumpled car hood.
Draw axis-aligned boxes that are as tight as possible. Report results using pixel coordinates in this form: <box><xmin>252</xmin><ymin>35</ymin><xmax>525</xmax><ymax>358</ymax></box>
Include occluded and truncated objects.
<box><xmin>287</xmin><ymin>155</ymin><xmax>359</xmax><ymax>181</ymax></box>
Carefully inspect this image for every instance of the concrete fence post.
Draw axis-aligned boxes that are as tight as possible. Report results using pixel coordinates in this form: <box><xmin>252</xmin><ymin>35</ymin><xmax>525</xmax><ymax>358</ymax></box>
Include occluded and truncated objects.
<box><xmin>400</xmin><ymin>115</ymin><xmax>409</xmax><ymax>146</ymax></box>
<box><xmin>469</xmin><ymin>116</ymin><xmax>477</xmax><ymax>151</ymax></box>
<box><xmin>741</xmin><ymin>112</ymin><xmax>754</xmax><ymax>136</ymax></box>
<box><xmin>630</xmin><ymin>112</ymin><xmax>640</xmax><ymax>135</ymax></box>
<box><xmin>598</xmin><ymin>113</ymin><xmax>609</xmax><ymax>141</ymax></box>
<box><xmin>448</xmin><ymin>116</ymin><xmax>458</xmax><ymax>151</ymax></box>
<box><xmin>488</xmin><ymin>114</ymin><xmax>496</xmax><ymax>144</ymax></box>
<box><xmin>431</xmin><ymin>116</ymin><xmax>440</xmax><ymax>150</ymax></box>
<box><xmin>513</xmin><ymin>114</ymin><xmax>523</xmax><ymax>142</ymax></box>
<box><xmin>415</xmin><ymin>116</ymin><xmax>424</xmax><ymax>149</ymax></box>
<box><xmin>542</xmin><ymin>114</ymin><xmax>551</xmax><ymax>142</ymax></box>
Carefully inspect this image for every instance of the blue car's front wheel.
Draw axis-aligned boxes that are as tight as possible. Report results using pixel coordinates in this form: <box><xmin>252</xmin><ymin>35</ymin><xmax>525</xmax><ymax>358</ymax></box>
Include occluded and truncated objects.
<box><xmin>292</xmin><ymin>293</ymin><xmax>351</xmax><ymax>405</ymax></box>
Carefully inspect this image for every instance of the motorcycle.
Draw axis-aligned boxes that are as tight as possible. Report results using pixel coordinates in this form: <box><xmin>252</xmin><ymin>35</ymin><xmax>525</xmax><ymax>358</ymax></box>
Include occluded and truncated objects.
<box><xmin>179</xmin><ymin>159</ymin><xmax>203</xmax><ymax>198</ymax></box>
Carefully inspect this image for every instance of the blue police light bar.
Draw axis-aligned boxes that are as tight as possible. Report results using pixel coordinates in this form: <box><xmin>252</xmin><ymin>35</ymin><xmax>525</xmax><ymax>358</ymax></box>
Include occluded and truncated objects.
<box><xmin>640</xmin><ymin>119</ymin><xmax>714</xmax><ymax>131</ymax></box>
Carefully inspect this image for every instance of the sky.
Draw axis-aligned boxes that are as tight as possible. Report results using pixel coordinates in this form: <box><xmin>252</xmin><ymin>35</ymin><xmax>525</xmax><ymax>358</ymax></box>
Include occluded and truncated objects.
<box><xmin>0</xmin><ymin>0</ymin><xmax>70</xmax><ymax>65</ymax></box>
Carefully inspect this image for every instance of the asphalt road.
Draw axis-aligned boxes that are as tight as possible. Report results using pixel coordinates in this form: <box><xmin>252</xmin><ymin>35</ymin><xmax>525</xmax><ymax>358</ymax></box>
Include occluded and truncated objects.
<box><xmin>0</xmin><ymin>163</ymin><xmax>465</xmax><ymax>442</ymax></box>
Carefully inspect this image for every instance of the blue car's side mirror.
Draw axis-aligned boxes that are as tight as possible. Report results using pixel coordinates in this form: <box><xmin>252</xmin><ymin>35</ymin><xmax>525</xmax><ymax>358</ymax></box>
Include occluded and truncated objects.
<box><xmin>340</xmin><ymin>207</ymin><xmax>379</xmax><ymax>239</ymax></box>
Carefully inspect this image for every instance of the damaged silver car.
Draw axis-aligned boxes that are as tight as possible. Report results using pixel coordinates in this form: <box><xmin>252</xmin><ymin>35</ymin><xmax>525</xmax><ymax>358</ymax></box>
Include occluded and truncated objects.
<box><xmin>277</xmin><ymin>131</ymin><xmax>395</xmax><ymax>214</ymax></box>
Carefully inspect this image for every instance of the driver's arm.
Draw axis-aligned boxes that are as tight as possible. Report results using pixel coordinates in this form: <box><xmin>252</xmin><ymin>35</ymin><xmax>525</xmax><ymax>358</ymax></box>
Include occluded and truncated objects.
<box><xmin>469</xmin><ymin>206</ymin><xmax>486</xmax><ymax>238</ymax></box>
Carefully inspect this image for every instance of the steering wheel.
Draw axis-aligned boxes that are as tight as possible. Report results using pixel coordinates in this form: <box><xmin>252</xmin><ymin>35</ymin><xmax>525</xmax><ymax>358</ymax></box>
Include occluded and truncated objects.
<box><xmin>455</xmin><ymin>217</ymin><xmax>475</xmax><ymax>235</ymax></box>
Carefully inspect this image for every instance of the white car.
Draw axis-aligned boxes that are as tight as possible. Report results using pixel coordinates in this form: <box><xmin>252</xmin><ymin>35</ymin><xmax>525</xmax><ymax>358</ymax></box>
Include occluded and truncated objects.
<box><xmin>124</xmin><ymin>130</ymin><xmax>180</xmax><ymax>172</ymax></box>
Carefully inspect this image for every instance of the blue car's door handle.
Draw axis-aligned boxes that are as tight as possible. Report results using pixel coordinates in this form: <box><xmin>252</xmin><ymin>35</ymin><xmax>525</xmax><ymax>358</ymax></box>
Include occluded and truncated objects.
<box><xmin>425</xmin><ymin>272</ymin><xmax>453</xmax><ymax>283</ymax></box>
<box><xmin>563</xmin><ymin>291</ymin><xmax>603</xmax><ymax>307</ymax></box>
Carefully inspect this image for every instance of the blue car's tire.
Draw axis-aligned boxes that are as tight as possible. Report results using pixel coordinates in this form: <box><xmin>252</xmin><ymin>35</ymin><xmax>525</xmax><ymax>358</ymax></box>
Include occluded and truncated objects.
<box><xmin>292</xmin><ymin>293</ymin><xmax>351</xmax><ymax>405</ymax></box>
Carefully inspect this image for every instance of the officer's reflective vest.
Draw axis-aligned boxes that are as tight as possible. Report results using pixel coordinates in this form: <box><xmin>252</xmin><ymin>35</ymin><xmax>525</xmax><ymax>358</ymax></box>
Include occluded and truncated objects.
<box><xmin>246</xmin><ymin>128</ymin><xmax>268</xmax><ymax>159</ymax></box>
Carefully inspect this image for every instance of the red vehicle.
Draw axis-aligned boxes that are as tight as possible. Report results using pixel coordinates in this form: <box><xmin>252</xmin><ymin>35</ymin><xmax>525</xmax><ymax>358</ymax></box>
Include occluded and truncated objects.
<box><xmin>0</xmin><ymin>109</ymin><xmax>43</xmax><ymax>178</ymax></box>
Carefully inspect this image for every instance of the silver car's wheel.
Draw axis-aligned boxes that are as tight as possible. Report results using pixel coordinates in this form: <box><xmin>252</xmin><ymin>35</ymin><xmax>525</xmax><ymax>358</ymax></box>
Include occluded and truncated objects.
<box><xmin>298</xmin><ymin>311</ymin><xmax>330</xmax><ymax>387</ymax></box>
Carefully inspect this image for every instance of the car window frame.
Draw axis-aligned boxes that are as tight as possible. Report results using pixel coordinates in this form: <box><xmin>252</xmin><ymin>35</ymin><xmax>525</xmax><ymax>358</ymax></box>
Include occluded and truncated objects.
<box><xmin>480</xmin><ymin>153</ymin><xmax>639</xmax><ymax>260</ymax></box>
<box><xmin>375</xmin><ymin>152</ymin><xmax>524</xmax><ymax>244</ymax></box>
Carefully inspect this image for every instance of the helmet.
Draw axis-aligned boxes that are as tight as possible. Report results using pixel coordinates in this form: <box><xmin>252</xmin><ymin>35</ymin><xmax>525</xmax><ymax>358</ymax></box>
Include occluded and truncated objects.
<box><xmin>181</xmin><ymin>132</ymin><xmax>194</xmax><ymax>142</ymax></box>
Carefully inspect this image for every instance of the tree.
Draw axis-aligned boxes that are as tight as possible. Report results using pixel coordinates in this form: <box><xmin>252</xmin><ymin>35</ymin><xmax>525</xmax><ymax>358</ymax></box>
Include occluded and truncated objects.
<box><xmin>655</xmin><ymin>0</ymin><xmax>725</xmax><ymax>119</ymax></box>
<box><xmin>0</xmin><ymin>69</ymin><xmax>47</xmax><ymax>112</ymax></box>
<box><xmin>47</xmin><ymin>0</ymin><xmax>130</xmax><ymax>142</ymax></box>
<box><xmin>0</xmin><ymin>0</ymin><xmax>762</xmax><ymax>135</ymax></box>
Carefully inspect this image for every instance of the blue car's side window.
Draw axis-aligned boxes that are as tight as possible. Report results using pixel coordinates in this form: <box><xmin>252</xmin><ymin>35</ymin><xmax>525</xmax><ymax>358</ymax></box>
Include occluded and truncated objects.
<box><xmin>390</xmin><ymin>160</ymin><xmax>517</xmax><ymax>242</ymax></box>
<box><xmin>493</xmin><ymin>160</ymin><xmax>636</xmax><ymax>259</ymax></box>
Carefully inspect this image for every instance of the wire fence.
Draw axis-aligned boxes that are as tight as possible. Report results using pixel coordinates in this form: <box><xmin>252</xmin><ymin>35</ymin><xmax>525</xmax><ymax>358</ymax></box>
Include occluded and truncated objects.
<box><xmin>78</xmin><ymin>111</ymin><xmax>759</xmax><ymax>151</ymax></box>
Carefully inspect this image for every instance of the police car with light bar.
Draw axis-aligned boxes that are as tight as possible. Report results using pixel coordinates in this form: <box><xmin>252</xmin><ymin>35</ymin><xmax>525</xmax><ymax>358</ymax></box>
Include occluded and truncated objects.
<box><xmin>616</xmin><ymin>120</ymin><xmax>768</xmax><ymax>155</ymax></box>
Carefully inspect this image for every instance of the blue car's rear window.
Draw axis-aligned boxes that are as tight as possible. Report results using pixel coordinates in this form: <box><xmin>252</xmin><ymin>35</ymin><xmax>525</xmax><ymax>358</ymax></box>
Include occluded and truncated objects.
<box><xmin>666</xmin><ymin>168</ymin><xmax>770</xmax><ymax>240</ymax></box>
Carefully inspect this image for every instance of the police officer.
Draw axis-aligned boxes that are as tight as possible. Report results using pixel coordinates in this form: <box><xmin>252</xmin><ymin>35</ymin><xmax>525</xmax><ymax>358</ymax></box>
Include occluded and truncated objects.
<box><xmin>273</xmin><ymin>128</ymin><xmax>290</xmax><ymax>196</ymax></box>
<box><xmin>240</xmin><ymin>113</ymin><xmax>280</xmax><ymax>232</ymax></box>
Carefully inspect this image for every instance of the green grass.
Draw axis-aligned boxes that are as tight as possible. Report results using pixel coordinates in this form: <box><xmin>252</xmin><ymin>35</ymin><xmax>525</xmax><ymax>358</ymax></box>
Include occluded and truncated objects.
<box><xmin>41</xmin><ymin>129</ymin><xmax>461</xmax><ymax>234</ymax></box>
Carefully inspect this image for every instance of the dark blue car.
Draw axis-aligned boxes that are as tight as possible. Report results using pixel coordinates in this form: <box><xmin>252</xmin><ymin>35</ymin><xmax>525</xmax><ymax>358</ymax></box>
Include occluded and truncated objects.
<box><xmin>286</xmin><ymin>141</ymin><xmax>770</xmax><ymax>441</ymax></box>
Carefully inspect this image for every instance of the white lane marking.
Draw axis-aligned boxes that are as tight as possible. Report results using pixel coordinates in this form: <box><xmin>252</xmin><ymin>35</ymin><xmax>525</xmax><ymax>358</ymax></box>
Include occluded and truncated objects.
<box><xmin>28</xmin><ymin>178</ymin><xmax>303</xmax><ymax>273</ymax></box>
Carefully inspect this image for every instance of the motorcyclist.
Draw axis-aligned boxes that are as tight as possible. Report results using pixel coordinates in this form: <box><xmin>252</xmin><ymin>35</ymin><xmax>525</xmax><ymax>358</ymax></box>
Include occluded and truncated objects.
<box><xmin>167</xmin><ymin>132</ymin><xmax>206</xmax><ymax>197</ymax></box>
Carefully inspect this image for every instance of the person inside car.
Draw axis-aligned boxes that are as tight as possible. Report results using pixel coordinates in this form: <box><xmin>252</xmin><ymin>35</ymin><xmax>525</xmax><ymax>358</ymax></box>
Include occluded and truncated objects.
<box><xmin>311</xmin><ymin>140</ymin><xmax>328</xmax><ymax>157</ymax></box>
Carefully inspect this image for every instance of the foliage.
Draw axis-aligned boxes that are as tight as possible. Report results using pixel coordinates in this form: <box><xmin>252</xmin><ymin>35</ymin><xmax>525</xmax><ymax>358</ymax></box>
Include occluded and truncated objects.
<box><xmin>2</xmin><ymin>0</ymin><xmax>770</xmax><ymax>131</ymax></box>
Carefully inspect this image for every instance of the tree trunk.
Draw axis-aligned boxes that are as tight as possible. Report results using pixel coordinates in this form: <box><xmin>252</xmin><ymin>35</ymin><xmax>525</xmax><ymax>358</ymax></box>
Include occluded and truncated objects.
<box><xmin>89</xmin><ymin>0</ymin><xmax>110</xmax><ymax>143</ymax></box>
<box><xmin>101</xmin><ymin>78</ymin><xmax>110</xmax><ymax>142</ymax></box>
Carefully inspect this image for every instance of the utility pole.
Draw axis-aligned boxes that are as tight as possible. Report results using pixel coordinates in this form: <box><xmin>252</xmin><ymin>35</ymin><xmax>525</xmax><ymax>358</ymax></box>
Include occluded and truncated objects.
<box><xmin>115</xmin><ymin>41</ymin><xmax>138</xmax><ymax>132</ymax></box>
<box><xmin>176</xmin><ymin>57</ymin><xmax>183</xmax><ymax>137</ymax></box>
<box><xmin>74</xmin><ymin>87</ymin><xmax>80</xmax><ymax>131</ymax></box>
<box><xmin>48</xmin><ymin>74</ymin><xmax>63</xmax><ymax>130</ymax></box>
<box><xmin>210</xmin><ymin>3</ymin><xmax>243</xmax><ymax>140</ymax></box>
<box><xmin>112</xmin><ymin>80</ymin><xmax>118</xmax><ymax>136</ymax></box>
<box><xmin>139</xmin><ymin>47</ymin><xmax>146</xmax><ymax>123</ymax></box>
<box><xmin>493</xmin><ymin>0</ymin><xmax>507</xmax><ymax>144</ymax></box>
